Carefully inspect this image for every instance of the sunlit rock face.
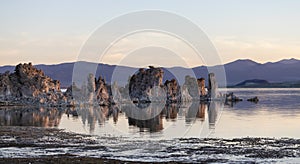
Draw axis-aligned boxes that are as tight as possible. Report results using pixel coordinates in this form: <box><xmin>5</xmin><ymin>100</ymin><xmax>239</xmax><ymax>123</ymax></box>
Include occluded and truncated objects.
<box><xmin>128</xmin><ymin>67</ymin><xmax>206</xmax><ymax>104</ymax></box>
<box><xmin>129</xmin><ymin>67</ymin><xmax>164</xmax><ymax>103</ymax></box>
<box><xmin>197</xmin><ymin>78</ymin><xmax>206</xmax><ymax>96</ymax></box>
<box><xmin>0</xmin><ymin>63</ymin><xmax>213</xmax><ymax>106</ymax></box>
<box><xmin>181</xmin><ymin>85</ymin><xmax>193</xmax><ymax>102</ymax></box>
<box><xmin>0</xmin><ymin>63</ymin><xmax>67</xmax><ymax>106</ymax></box>
<box><xmin>95</xmin><ymin>76</ymin><xmax>110</xmax><ymax>106</ymax></box>
<box><xmin>65</xmin><ymin>74</ymin><xmax>111</xmax><ymax>106</ymax></box>
<box><xmin>183</xmin><ymin>75</ymin><xmax>208</xmax><ymax>101</ymax></box>
<box><xmin>164</xmin><ymin>79</ymin><xmax>181</xmax><ymax>103</ymax></box>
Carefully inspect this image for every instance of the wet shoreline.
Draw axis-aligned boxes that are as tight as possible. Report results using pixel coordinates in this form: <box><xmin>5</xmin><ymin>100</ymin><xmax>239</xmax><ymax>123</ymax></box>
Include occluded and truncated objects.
<box><xmin>1</xmin><ymin>126</ymin><xmax>300</xmax><ymax>163</ymax></box>
<box><xmin>0</xmin><ymin>156</ymin><xmax>150</xmax><ymax>164</ymax></box>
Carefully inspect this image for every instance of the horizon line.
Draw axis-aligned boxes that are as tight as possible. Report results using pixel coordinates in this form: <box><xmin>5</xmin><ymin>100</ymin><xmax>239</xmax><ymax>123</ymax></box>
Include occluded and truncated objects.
<box><xmin>0</xmin><ymin>57</ymin><xmax>299</xmax><ymax>68</ymax></box>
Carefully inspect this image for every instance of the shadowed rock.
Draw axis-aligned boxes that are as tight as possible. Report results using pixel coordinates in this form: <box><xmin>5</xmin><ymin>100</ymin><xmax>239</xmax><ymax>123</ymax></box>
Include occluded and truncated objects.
<box><xmin>247</xmin><ymin>96</ymin><xmax>259</xmax><ymax>103</ymax></box>
<box><xmin>208</xmin><ymin>73</ymin><xmax>217</xmax><ymax>99</ymax></box>
<box><xmin>129</xmin><ymin>66</ymin><xmax>164</xmax><ymax>103</ymax></box>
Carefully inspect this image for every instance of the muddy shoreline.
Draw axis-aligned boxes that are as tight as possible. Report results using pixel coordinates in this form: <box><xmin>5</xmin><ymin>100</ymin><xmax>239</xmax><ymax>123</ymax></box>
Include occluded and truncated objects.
<box><xmin>0</xmin><ymin>126</ymin><xmax>300</xmax><ymax>163</ymax></box>
<box><xmin>0</xmin><ymin>157</ymin><xmax>152</xmax><ymax>164</ymax></box>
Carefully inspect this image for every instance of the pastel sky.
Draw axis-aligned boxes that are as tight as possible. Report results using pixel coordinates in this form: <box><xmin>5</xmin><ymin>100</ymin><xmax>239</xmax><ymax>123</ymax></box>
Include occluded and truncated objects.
<box><xmin>1</xmin><ymin>0</ymin><xmax>300</xmax><ymax>67</ymax></box>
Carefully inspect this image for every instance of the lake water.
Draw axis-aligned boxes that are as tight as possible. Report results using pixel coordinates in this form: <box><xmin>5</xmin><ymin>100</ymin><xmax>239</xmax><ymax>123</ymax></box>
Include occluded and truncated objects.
<box><xmin>56</xmin><ymin>88</ymin><xmax>300</xmax><ymax>139</ymax></box>
<box><xmin>1</xmin><ymin>88</ymin><xmax>300</xmax><ymax>139</ymax></box>
<box><xmin>1</xmin><ymin>88</ymin><xmax>300</xmax><ymax>162</ymax></box>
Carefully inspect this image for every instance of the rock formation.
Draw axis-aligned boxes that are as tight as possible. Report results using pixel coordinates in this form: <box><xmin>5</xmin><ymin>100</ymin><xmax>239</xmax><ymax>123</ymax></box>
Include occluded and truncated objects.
<box><xmin>129</xmin><ymin>67</ymin><xmax>164</xmax><ymax>103</ymax></box>
<box><xmin>128</xmin><ymin>67</ymin><xmax>211</xmax><ymax>103</ymax></box>
<box><xmin>247</xmin><ymin>96</ymin><xmax>259</xmax><ymax>103</ymax></box>
<box><xmin>65</xmin><ymin>74</ymin><xmax>111</xmax><ymax>106</ymax></box>
<box><xmin>181</xmin><ymin>85</ymin><xmax>192</xmax><ymax>102</ymax></box>
<box><xmin>183</xmin><ymin>75</ymin><xmax>200</xmax><ymax>99</ymax></box>
<box><xmin>0</xmin><ymin>63</ymin><xmax>220</xmax><ymax>107</ymax></box>
<box><xmin>0</xmin><ymin>63</ymin><xmax>67</xmax><ymax>106</ymax></box>
<box><xmin>95</xmin><ymin>76</ymin><xmax>110</xmax><ymax>106</ymax></box>
<box><xmin>164</xmin><ymin>79</ymin><xmax>181</xmax><ymax>103</ymax></box>
<box><xmin>110</xmin><ymin>81</ymin><xmax>122</xmax><ymax>103</ymax></box>
<box><xmin>183</xmin><ymin>75</ymin><xmax>208</xmax><ymax>100</ymax></box>
<box><xmin>208</xmin><ymin>73</ymin><xmax>218</xmax><ymax>99</ymax></box>
<box><xmin>197</xmin><ymin>78</ymin><xmax>206</xmax><ymax>96</ymax></box>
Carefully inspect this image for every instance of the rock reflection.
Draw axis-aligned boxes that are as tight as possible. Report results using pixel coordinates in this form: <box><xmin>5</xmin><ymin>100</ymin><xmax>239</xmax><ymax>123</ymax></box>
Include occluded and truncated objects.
<box><xmin>186</xmin><ymin>102</ymin><xmax>205</xmax><ymax>123</ymax></box>
<box><xmin>122</xmin><ymin>103</ymin><xmax>164</xmax><ymax>132</ymax></box>
<box><xmin>66</xmin><ymin>101</ymin><xmax>222</xmax><ymax>134</ymax></box>
<box><xmin>208</xmin><ymin>101</ymin><xmax>221</xmax><ymax>128</ymax></box>
<box><xmin>128</xmin><ymin>115</ymin><xmax>163</xmax><ymax>132</ymax></box>
<box><xmin>0</xmin><ymin>107</ymin><xmax>64</xmax><ymax>127</ymax></box>
<box><xmin>73</xmin><ymin>105</ymin><xmax>120</xmax><ymax>133</ymax></box>
<box><xmin>198</xmin><ymin>103</ymin><xmax>206</xmax><ymax>121</ymax></box>
<box><xmin>162</xmin><ymin>103</ymin><xmax>179</xmax><ymax>120</ymax></box>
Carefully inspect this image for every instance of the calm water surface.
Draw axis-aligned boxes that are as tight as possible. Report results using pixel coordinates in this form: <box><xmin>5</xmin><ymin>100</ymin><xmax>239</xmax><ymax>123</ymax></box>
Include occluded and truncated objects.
<box><xmin>58</xmin><ymin>88</ymin><xmax>300</xmax><ymax>139</ymax></box>
<box><xmin>1</xmin><ymin>88</ymin><xmax>300</xmax><ymax>162</ymax></box>
<box><xmin>1</xmin><ymin>88</ymin><xmax>299</xmax><ymax>139</ymax></box>
<box><xmin>214</xmin><ymin>88</ymin><xmax>300</xmax><ymax>138</ymax></box>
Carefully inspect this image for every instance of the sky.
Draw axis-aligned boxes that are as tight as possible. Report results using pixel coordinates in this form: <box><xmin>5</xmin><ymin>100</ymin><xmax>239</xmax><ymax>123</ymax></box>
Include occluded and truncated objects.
<box><xmin>1</xmin><ymin>0</ymin><xmax>300</xmax><ymax>67</ymax></box>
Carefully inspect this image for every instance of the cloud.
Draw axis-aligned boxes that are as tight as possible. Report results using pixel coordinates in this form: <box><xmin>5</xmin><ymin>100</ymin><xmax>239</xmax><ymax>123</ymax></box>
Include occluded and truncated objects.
<box><xmin>101</xmin><ymin>31</ymin><xmax>205</xmax><ymax>67</ymax></box>
<box><xmin>0</xmin><ymin>33</ymin><xmax>88</xmax><ymax>65</ymax></box>
<box><xmin>214</xmin><ymin>36</ymin><xmax>300</xmax><ymax>63</ymax></box>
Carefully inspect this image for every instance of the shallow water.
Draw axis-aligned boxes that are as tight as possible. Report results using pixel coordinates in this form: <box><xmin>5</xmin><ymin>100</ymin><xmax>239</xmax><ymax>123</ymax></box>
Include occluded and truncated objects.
<box><xmin>1</xmin><ymin>88</ymin><xmax>300</xmax><ymax>162</ymax></box>
<box><xmin>57</xmin><ymin>88</ymin><xmax>300</xmax><ymax>139</ymax></box>
<box><xmin>1</xmin><ymin>88</ymin><xmax>300</xmax><ymax>139</ymax></box>
<box><xmin>214</xmin><ymin>88</ymin><xmax>300</xmax><ymax>138</ymax></box>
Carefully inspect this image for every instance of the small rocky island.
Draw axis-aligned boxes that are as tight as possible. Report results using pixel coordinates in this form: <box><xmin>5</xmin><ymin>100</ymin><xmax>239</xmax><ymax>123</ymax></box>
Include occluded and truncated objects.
<box><xmin>0</xmin><ymin>63</ymin><xmax>225</xmax><ymax>107</ymax></box>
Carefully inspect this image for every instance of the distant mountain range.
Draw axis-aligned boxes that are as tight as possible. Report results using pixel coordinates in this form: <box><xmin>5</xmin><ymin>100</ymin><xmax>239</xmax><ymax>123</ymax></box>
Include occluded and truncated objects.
<box><xmin>230</xmin><ymin>79</ymin><xmax>300</xmax><ymax>88</ymax></box>
<box><xmin>1</xmin><ymin>58</ymin><xmax>300</xmax><ymax>88</ymax></box>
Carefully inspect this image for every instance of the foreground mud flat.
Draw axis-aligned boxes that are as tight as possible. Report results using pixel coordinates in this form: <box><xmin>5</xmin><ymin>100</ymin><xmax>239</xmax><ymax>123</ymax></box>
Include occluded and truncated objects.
<box><xmin>0</xmin><ymin>126</ymin><xmax>300</xmax><ymax>163</ymax></box>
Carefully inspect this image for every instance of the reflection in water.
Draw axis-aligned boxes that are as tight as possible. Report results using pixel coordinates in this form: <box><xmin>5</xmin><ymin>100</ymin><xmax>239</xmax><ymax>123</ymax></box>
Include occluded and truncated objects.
<box><xmin>128</xmin><ymin>115</ymin><xmax>163</xmax><ymax>132</ymax></box>
<box><xmin>11</xmin><ymin>88</ymin><xmax>295</xmax><ymax>138</ymax></box>
<box><xmin>198</xmin><ymin>103</ymin><xmax>206</xmax><ymax>121</ymax></box>
<box><xmin>0</xmin><ymin>107</ymin><xmax>64</xmax><ymax>127</ymax></box>
<box><xmin>186</xmin><ymin>102</ymin><xmax>205</xmax><ymax>123</ymax></box>
<box><xmin>121</xmin><ymin>103</ymin><xmax>164</xmax><ymax>133</ymax></box>
<box><xmin>64</xmin><ymin>101</ymin><xmax>221</xmax><ymax>134</ymax></box>
<box><xmin>72</xmin><ymin>105</ymin><xmax>120</xmax><ymax>133</ymax></box>
<box><xmin>162</xmin><ymin>103</ymin><xmax>179</xmax><ymax>120</ymax></box>
<box><xmin>208</xmin><ymin>101</ymin><xmax>220</xmax><ymax>128</ymax></box>
<box><xmin>0</xmin><ymin>102</ymin><xmax>221</xmax><ymax>135</ymax></box>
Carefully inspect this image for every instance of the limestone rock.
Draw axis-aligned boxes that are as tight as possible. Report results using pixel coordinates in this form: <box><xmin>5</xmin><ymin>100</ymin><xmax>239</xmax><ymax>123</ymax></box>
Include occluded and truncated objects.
<box><xmin>110</xmin><ymin>81</ymin><xmax>122</xmax><ymax>103</ymax></box>
<box><xmin>208</xmin><ymin>73</ymin><xmax>218</xmax><ymax>98</ymax></box>
<box><xmin>164</xmin><ymin>79</ymin><xmax>181</xmax><ymax>103</ymax></box>
<box><xmin>183</xmin><ymin>75</ymin><xmax>200</xmax><ymax>100</ymax></box>
<box><xmin>183</xmin><ymin>75</ymin><xmax>209</xmax><ymax>101</ymax></box>
<box><xmin>95</xmin><ymin>76</ymin><xmax>110</xmax><ymax>106</ymax></box>
<box><xmin>181</xmin><ymin>84</ymin><xmax>192</xmax><ymax>102</ymax></box>
<box><xmin>66</xmin><ymin>75</ymin><xmax>111</xmax><ymax>106</ymax></box>
<box><xmin>129</xmin><ymin>67</ymin><xmax>164</xmax><ymax>103</ymax></box>
<box><xmin>0</xmin><ymin>63</ymin><xmax>66</xmax><ymax>106</ymax></box>
<box><xmin>247</xmin><ymin>96</ymin><xmax>259</xmax><ymax>103</ymax></box>
<box><xmin>197</xmin><ymin>78</ymin><xmax>206</xmax><ymax>96</ymax></box>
